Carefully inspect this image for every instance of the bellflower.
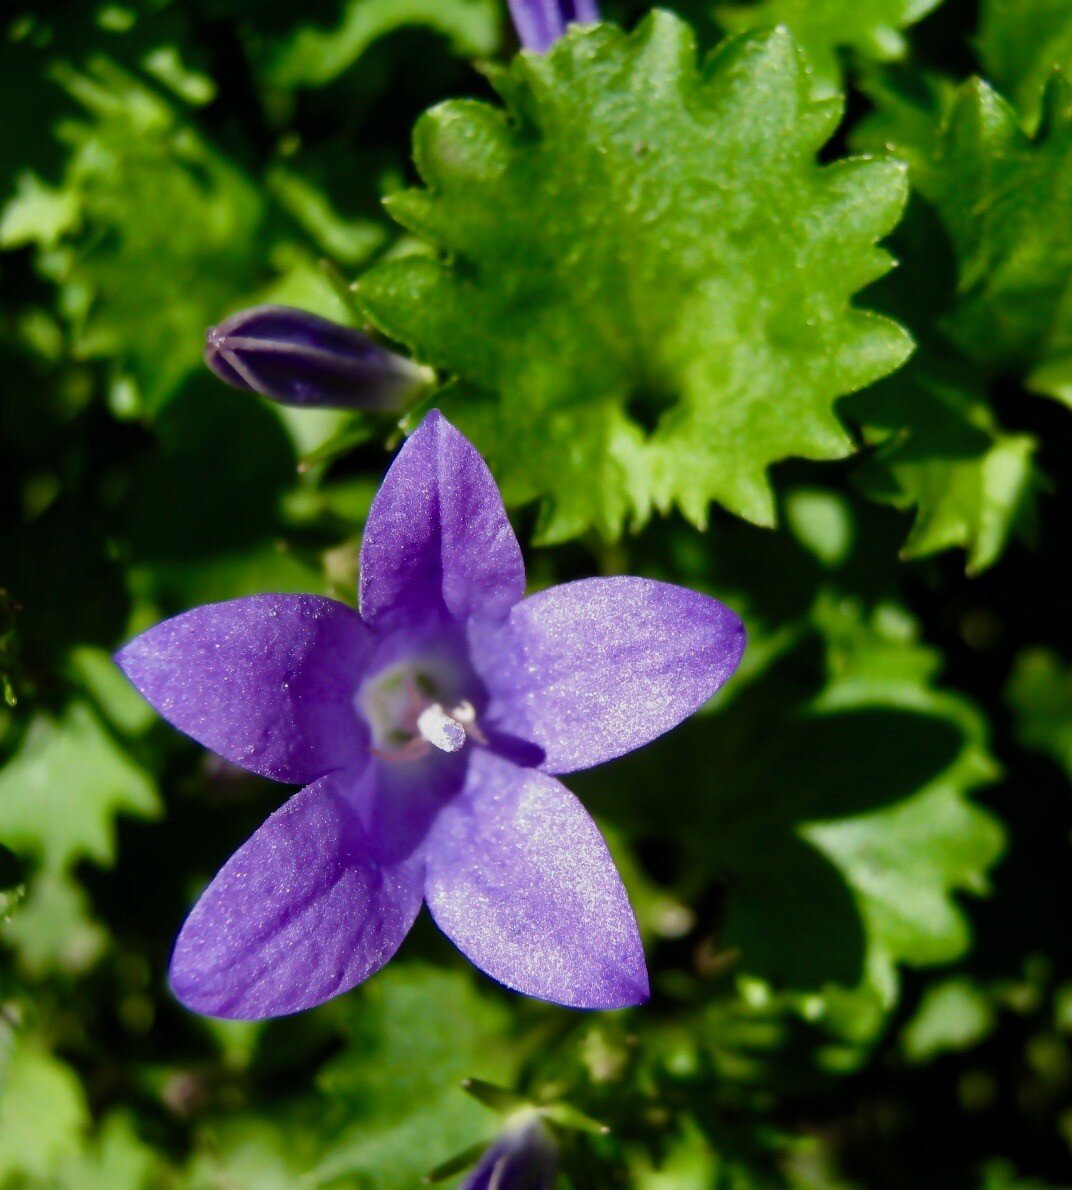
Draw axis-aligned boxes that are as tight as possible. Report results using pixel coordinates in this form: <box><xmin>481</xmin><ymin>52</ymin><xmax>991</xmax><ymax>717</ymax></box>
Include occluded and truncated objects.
<box><xmin>204</xmin><ymin>304</ymin><xmax>428</xmax><ymax>411</ymax></box>
<box><xmin>116</xmin><ymin>411</ymin><xmax>744</xmax><ymax>1019</ymax></box>
<box><xmin>507</xmin><ymin>0</ymin><xmax>599</xmax><ymax>53</ymax></box>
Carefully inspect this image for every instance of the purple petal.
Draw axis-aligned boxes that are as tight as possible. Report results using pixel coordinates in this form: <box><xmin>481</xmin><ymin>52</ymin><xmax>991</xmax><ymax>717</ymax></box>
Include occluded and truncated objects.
<box><xmin>116</xmin><ymin>594</ymin><xmax>372</xmax><ymax>784</ymax></box>
<box><xmin>359</xmin><ymin>411</ymin><xmax>524</xmax><ymax>631</ymax></box>
<box><xmin>425</xmin><ymin>751</ymin><xmax>648</xmax><ymax>1009</ymax></box>
<box><xmin>169</xmin><ymin>772</ymin><xmax>424</xmax><ymax>1019</ymax></box>
<box><xmin>507</xmin><ymin>0</ymin><xmax>559</xmax><ymax>51</ymax></box>
<box><xmin>470</xmin><ymin>577</ymin><xmax>745</xmax><ymax>775</ymax></box>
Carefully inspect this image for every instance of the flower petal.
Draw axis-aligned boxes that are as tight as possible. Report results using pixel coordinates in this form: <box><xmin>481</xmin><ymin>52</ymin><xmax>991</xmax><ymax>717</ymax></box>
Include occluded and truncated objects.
<box><xmin>470</xmin><ymin>576</ymin><xmax>745</xmax><ymax>774</ymax></box>
<box><xmin>359</xmin><ymin>410</ymin><xmax>524</xmax><ymax>630</ymax></box>
<box><xmin>116</xmin><ymin>594</ymin><xmax>372</xmax><ymax>783</ymax></box>
<box><xmin>424</xmin><ymin>751</ymin><xmax>648</xmax><ymax>1009</ymax></box>
<box><xmin>169</xmin><ymin>772</ymin><xmax>424</xmax><ymax>1019</ymax></box>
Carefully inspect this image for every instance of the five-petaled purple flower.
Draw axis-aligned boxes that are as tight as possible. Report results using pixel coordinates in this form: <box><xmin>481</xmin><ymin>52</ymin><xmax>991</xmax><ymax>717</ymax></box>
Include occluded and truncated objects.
<box><xmin>116</xmin><ymin>412</ymin><xmax>744</xmax><ymax>1019</ymax></box>
<box><xmin>508</xmin><ymin>0</ymin><xmax>599</xmax><ymax>53</ymax></box>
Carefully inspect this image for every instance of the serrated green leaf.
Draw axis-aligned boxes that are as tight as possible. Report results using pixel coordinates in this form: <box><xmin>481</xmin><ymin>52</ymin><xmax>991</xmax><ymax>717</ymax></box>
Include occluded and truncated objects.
<box><xmin>859</xmin><ymin>73</ymin><xmax>1072</xmax><ymax>404</ymax></box>
<box><xmin>359</xmin><ymin>15</ymin><xmax>912</xmax><ymax>543</ymax></box>
<box><xmin>848</xmin><ymin>88</ymin><xmax>1042</xmax><ymax>571</ymax></box>
<box><xmin>795</xmin><ymin>597</ymin><xmax>1004</xmax><ymax>1040</ymax></box>
<box><xmin>931</xmin><ymin>79</ymin><xmax>1072</xmax><ymax>396</ymax></box>
<box><xmin>263</xmin><ymin>0</ymin><xmax>501</xmax><ymax>91</ymax></box>
<box><xmin>715</xmin><ymin>0</ymin><xmax>943</xmax><ymax>97</ymax></box>
<box><xmin>977</xmin><ymin>0</ymin><xmax>1072</xmax><ymax>128</ymax></box>
<box><xmin>20</xmin><ymin>57</ymin><xmax>268</xmax><ymax>414</ymax></box>
<box><xmin>850</xmin><ymin>363</ymin><xmax>1037</xmax><ymax>573</ymax></box>
<box><xmin>580</xmin><ymin>585</ymin><xmax>1002</xmax><ymax>1048</ymax></box>
<box><xmin>0</xmin><ymin>700</ymin><xmax>159</xmax><ymax>873</ymax></box>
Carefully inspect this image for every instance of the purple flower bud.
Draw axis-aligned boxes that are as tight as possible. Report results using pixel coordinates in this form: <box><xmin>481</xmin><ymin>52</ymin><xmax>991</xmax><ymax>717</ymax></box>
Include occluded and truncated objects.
<box><xmin>462</xmin><ymin>1115</ymin><xmax>558</xmax><ymax>1190</ymax></box>
<box><xmin>204</xmin><ymin>305</ymin><xmax>428</xmax><ymax>412</ymax></box>
<box><xmin>507</xmin><ymin>0</ymin><xmax>599</xmax><ymax>53</ymax></box>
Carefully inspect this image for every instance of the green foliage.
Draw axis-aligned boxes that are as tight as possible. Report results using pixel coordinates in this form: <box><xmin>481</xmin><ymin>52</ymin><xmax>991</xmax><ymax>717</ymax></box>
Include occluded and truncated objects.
<box><xmin>977</xmin><ymin>0</ymin><xmax>1072</xmax><ymax>127</ymax></box>
<box><xmin>360</xmin><ymin>14</ymin><xmax>911</xmax><ymax>542</ymax></box>
<box><xmin>857</xmin><ymin>66</ymin><xmax>1072</xmax><ymax>407</ymax></box>
<box><xmin>578</xmin><ymin>519</ymin><xmax>1003</xmax><ymax>1054</ymax></box>
<box><xmin>4</xmin><ymin>1</ymin><xmax>1072</xmax><ymax>1185</ymax></box>
<box><xmin>848</xmin><ymin>360</ymin><xmax>1037</xmax><ymax>572</ymax></box>
<box><xmin>0</xmin><ymin>703</ymin><xmax>159</xmax><ymax>874</ymax></box>
<box><xmin>262</xmin><ymin>0</ymin><xmax>502</xmax><ymax>90</ymax></box>
<box><xmin>0</xmin><ymin>1036</ymin><xmax>89</xmax><ymax>1183</ymax></box>
<box><xmin>901</xmin><ymin>977</ymin><xmax>997</xmax><ymax>1062</ymax></box>
<box><xmin>0</xmin><ymin>58</ymin><xmax>266</xmax><ymax>415</ymax></box>
<box><xmin>312</xmin><ymin>965</ymin><xmax>518</xmax><ymax>1185</ymax></box>
<box><xmin>1008</xmin><ymin>649</ymin><xmax>1072</xmax><ymax>777</ymax></box>
<box><xmin>715</xmin><ymin>0</ymin><xmax>942</xmax><ymax>96</ymax></box>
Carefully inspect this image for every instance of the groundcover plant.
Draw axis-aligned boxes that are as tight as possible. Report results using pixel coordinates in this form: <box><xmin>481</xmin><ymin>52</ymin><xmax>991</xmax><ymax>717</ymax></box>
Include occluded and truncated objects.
<box><xmin>1</xmin><ymin>0</ymin><xmax>1072</xmax><ymax>1185</ymax></box>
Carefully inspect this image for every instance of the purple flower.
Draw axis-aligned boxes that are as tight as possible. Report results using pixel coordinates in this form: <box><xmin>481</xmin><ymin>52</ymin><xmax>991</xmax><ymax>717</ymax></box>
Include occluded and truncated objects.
<box><xmin>462</xmin><ymin>1114</ymin><xmax>558</xmax><ymax>1190</ymax></box>
<box><xmin>204</xmin><ymin>304</ymin><xmax>428</xmax><ymax>411</ymax></box>
<box><xmin>507</xmin><ymin>0</ymin><xmax>599</xmax><ymax>53</ymax></box>
<box><xmin>116</xmin><ymin>411</ymin><xmax>744</xmax><ymax>1019</ymax></box>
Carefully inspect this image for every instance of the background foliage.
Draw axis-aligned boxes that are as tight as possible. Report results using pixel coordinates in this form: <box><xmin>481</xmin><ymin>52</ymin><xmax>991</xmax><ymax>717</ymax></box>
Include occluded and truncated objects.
<box><xmin>2</xmin><ymin>0</ymin><xmax>1071</xmax><ymax>1185</ymax></box>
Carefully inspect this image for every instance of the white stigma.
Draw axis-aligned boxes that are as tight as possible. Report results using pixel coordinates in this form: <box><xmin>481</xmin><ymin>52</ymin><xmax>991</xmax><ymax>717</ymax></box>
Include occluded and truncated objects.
<box><xmin>416</xmin><ymin>703</ymin><xmax>468</xmax><ymax>753</ymax></box>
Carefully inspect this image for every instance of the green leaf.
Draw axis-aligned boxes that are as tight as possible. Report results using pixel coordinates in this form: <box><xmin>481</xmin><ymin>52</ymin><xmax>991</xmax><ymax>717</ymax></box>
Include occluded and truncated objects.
<box><xmin>58</xmin><ymin>1112</ymin><xmax>162</xmax><ymax>1190</ymax></box>
<box><xmin>267</xmin><ymin>167</ymin><xmax>387</xmax><ymax>267</ymax></box>
<box><xmin>848</xmin><ymin>88</ymin><xmax>1042</xmax><ymax>571</ymax></box>
<box><xmin>1007</xmin><ymin>648</ymin><xmax>1072</xmax><ymax>778</ymax></box>
<box><xmin>930</xmin><ymin>79</ymin><xmax>1072</xmax><ymax>398</ymax></box>
<box><xmin>901</xmin><ymin>977</ymin><xmax>997</xmax><ymax>1062</ymax></box>
<box><xmin>582</xmin><ymin>589</ymin><xmax>1003</xmax><ymax>1048</ymax></box>
<box><xmin>849</xmin><ymin>362</ymin><xmax>1037</xmax><ymax>573</ymax></box>
<box><xmin>1</xmin><ymin>868</ymin><xmax>107</xmax><ymax>976</ymax></box>
<box><xmin>715</xmin><ymin>0</ymin><xmax>943</xmax><ymax>97</ymax></box>
<box><xmin>359</xmin><ymin>15</ymin><xmax>912</xmax><ymax>543</ymax></box>
<box><xmin>311</xmin><ymin>964</ymin><xmax>517</xmax><ymax>1187</ymax></box>
<box><xmin>977</xmin><ymin>0</ymin><xmax>1072</xmax><ymax>128</ymax></box>
<box><xmin>799</xmin><ymin>598</ymin><xmax>1004</xmax><ymax>1042</ymax></box>
<box><xmin>185</xmin><ymin>1117</ymin><xmax>319</xmax><ymax>1190</ymax></box>
<box><xmin>0</xmin><ymin>1036</ymin><xmax>89</xmax><ymax>1182</ymax></box>
<box><xmin>0</xmin><ymin>700</ymin><xmax>159</xmax><ymax>873</ymax></box>
<box><xmin>262</xmin><ymin>0</ymin><xmax>502</xmax><ymax>91</ymax></box>
<box><xmin>0</xmin><ymin>172</ymin><xmax>78</xmax><ymax>250</ymax></box>
<box><xmin>859</xmin><ymin>73</ymin><xmax>1072</xmax><ymax>405</ymax></box>
<box><xmin>0</xmin><ymin>56</ymin><xmax>266</xmax><ymax>415</ymax></box>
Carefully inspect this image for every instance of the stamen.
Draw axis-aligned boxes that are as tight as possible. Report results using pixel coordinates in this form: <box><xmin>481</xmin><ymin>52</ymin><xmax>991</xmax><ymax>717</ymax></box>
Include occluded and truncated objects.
<box><xmin>452</xmin><ymin>700</ymin><xmax>488</xmax><ymax>745</ymax></box>
<box><xmin>417</xmin><ymin>703</ymin><xmax>468</xmax><ymax>753</ymax></box>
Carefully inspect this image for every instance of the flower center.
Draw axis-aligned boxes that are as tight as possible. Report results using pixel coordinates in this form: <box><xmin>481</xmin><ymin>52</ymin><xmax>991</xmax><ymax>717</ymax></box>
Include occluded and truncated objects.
<box><xmin>359</xmin><ymin>664</ymin><xmax>485</xmax><ymax>763</ymax></box>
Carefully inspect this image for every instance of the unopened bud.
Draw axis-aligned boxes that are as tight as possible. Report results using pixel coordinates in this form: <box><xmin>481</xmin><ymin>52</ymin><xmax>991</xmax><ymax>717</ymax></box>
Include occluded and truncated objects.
<box><xmin>461</xmin><ymin>1113</ymin><xmax>557</xmax><ymax>1190</ymax></box>
<box><xmin>204</xmin><ymin>305</ymin><xmax>429</xmax><ymax>412</ymax></box>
